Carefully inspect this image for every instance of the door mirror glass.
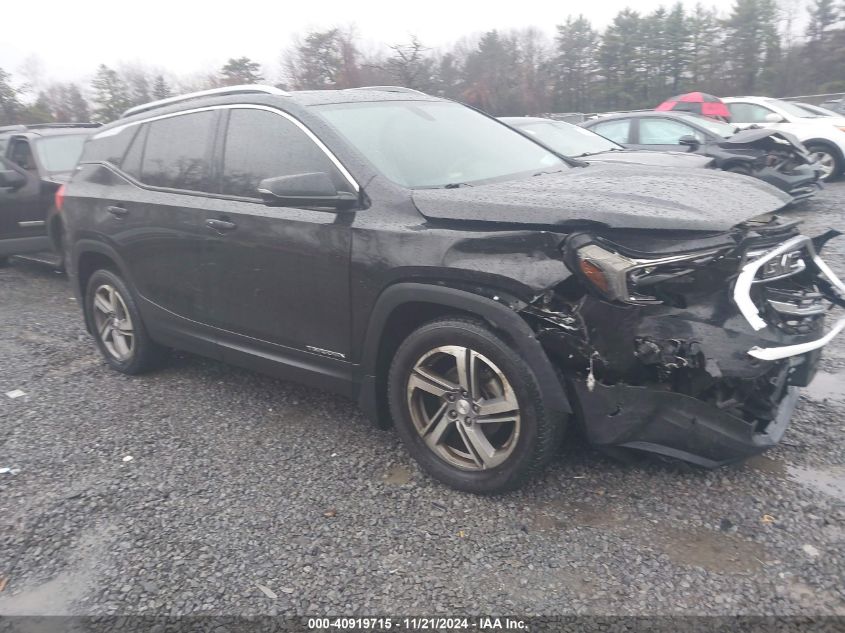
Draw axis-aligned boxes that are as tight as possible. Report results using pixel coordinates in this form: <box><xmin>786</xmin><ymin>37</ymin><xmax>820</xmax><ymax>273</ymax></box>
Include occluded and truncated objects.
<box><xmin>765</xmin><ymin>112</ymin><xmax>785</xmax><ymax>123</ymax></box>
<box><xmin>678</xmin><ymin>135</ymin><xmax>701</xmax><ymax>150</ymax></box>
<box><xmin>0</xmin><ymin>169</ymin><xmax>26</xmax><ymax>189</ymax></box>
<box><xmin>258</xmin><ymin>172</ymin><xmax>357</xmax><ymax>210</ymax></box>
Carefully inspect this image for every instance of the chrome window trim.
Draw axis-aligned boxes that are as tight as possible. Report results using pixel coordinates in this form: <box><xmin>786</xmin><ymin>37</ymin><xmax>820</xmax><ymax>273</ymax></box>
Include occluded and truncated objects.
<box><xmin>121</xmin><ymin>85</ymin><xmax>289</xmax><ymax>119</ymax></box>
<box><xmin>91</xmin><ymin>104</ymin><xmax>359</xmax><ymax>193</ymax></box>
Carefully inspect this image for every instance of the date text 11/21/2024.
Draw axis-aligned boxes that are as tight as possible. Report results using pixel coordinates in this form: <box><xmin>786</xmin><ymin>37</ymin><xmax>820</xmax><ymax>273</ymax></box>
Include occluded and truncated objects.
<box><xmin>306</xmin><ymin>617</ymin><xmax>528</xmax><ymax>630</ymax></box>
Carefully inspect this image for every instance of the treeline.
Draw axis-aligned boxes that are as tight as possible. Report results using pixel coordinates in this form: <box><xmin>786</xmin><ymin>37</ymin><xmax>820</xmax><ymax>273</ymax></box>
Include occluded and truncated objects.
<box><xmin>1</xmin><ymin>0</ymin><xmax>844</xmax><ymax>125</ymax></box>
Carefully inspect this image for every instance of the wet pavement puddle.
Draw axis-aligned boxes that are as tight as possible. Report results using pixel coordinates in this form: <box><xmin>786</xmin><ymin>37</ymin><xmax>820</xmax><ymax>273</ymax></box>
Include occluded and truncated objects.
<box><xmin>803</xmin><ymin>371</ymin><xmax>845</xmax><ymax>403</ymax></box>
<box><xmin>787</xmin><ymin>465</ymin><xmax>845</xmax><ymax>503</ymax></box>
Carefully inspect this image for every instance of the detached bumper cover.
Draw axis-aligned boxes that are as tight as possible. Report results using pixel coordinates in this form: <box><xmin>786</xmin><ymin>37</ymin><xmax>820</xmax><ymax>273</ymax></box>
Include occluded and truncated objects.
<box><xmin>574</xmin><ymin>380</ymin><xmax>799</xmax><ymax>467</ymax></box>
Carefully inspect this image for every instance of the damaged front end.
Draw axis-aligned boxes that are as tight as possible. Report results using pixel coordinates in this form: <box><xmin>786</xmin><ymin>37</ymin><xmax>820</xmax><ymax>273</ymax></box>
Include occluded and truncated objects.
<box><xmin>523</xmin><ymin>219</ymin><xmax>845</xmax><ymax>467</ymax></box>
<box><xmin>719</xmin><ymin>130</ymin><xmax>822</xmax><ymax>202</ymax></box>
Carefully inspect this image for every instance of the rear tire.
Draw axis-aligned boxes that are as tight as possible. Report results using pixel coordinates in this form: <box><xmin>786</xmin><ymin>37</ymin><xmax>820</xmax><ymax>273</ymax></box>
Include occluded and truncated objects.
<box><xmin>387</xmin><ymin>316</ymin><xmax>566</xmax><ymax>494</ymax></box>
<box><xmin>84</xmin><ymin>268</ymin><xmax>166</xmax><ymax>374</ymax></box>
<box><xmin>806</xmin><ymin>143</ymin><xmax>842</xmax><ymax>182</ymax></box>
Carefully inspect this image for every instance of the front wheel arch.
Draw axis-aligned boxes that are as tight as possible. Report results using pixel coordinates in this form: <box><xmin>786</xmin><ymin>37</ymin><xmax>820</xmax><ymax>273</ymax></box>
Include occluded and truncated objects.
<box><xmin>357</xmin><ymin>283</ymin><xmax>572</xmax><ymax>427</ymax></box>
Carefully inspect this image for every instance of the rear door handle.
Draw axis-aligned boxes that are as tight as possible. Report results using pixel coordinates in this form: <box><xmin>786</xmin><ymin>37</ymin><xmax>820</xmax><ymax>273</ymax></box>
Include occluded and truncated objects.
<box><xmin>107</xmin><ymin>205</ymin><xmax>128</xmax><ymax>218</ymax></box>
<box><xmin>206</xmin><ymin>219</ymin><xmax>237</xmax><ymax>232</ymax></box>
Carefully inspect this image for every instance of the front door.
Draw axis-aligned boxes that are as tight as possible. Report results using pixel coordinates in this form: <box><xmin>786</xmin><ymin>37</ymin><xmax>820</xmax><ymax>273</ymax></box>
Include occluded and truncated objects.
<box><xmin>630</xmin><ymin>117</ymin><xmax>706</xmax><ymax>152</ymax></box>
<box><xmin>0</xmin><ymin>143</ymin><xmax>48</xmax><ymax>254</ymax></box>
<box><xmin>202</xmin><ymin>106</ymin><xmax>354</xmax><ymax>362</ymax></box>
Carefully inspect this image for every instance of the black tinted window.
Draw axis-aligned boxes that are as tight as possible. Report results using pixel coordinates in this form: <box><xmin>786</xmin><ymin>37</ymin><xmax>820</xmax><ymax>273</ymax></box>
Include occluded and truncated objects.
<box><xmin>121</xmin><ymin>124</ymin><xmax>147</xmax><ymax>180</ymax></box>
<box><xmin>142</xmin><ymin>111</ymin><xmax>214</xmax><ymax>191</ymax></box>
<box><xmin>220</xmin><ymin>108</ymin><xmax>342</xmax><ymax>198</ymax></box>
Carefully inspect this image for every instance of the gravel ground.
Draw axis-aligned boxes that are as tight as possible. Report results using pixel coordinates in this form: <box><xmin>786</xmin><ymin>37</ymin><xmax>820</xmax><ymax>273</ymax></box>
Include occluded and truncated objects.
<box><xmin>0</xmin><ymin>183</ymin><xmax>844</xmax><ymax>619</ymax></box>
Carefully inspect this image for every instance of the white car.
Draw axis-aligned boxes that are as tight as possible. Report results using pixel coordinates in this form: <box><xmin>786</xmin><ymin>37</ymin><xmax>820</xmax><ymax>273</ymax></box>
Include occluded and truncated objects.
<box><xmin>723</xmin><ymin>96</ymin><xmax>845</xmax><ymax>181</ymax></box>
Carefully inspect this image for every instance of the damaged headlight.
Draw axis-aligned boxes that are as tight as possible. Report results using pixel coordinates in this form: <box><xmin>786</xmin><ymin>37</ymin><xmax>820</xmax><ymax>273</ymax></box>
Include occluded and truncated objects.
<box><xmin>576</xmin><ymin>243</ymin><xmax>725</xmax><ymax>305</ymax></box>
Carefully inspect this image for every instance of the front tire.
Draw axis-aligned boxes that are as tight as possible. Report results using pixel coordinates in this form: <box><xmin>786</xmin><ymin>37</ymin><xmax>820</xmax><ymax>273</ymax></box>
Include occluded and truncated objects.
<box><xmin>387</xmin><ymin>317</ymin><xmax>565</xmax><ymax>493</ymax></box>
<box><xmin>806</xmin><ymin>144</ymin><xmax>842</xmax><ymax>182</ymax></box>
<box><xmin>84</xmin><ymin>269</ymin><xmax>165</xmax><ymax>374</ymax></box>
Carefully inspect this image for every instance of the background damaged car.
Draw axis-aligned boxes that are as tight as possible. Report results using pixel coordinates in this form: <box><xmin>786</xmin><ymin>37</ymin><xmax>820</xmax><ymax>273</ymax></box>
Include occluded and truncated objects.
<box><xmin>63</xmin><ymin>87</ymin><xmax>845</xmax><ymax>492</ymax></box>
<box><xmin>582</xmin><ymin>111</ymin><xmax>823</xmax><ymax>202</ymax></box>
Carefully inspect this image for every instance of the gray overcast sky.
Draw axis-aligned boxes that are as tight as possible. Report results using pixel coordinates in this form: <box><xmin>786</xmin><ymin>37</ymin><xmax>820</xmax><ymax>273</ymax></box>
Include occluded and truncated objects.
<box><xmin>2</xmin><ymin>0</ymin><xmax>755</xmax><ymax>85</ymax></box>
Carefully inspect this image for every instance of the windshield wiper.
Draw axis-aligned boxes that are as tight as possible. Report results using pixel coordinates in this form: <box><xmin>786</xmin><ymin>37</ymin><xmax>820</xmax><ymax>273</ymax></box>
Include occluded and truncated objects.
<box><xmin>443</xmin><ymin>182</ymin><xmax>472</xmax><ymax>189</ymax></box>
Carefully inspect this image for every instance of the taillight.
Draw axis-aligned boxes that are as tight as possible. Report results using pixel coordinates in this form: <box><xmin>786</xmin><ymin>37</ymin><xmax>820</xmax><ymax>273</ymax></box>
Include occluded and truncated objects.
<box><xmin>55</xmin><ymin>184</ymin><xmax>66</xmax><ymax>211</ymax></box>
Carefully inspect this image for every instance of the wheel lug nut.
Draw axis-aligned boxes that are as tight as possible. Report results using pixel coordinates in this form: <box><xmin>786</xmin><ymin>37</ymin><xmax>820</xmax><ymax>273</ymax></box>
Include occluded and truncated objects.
<box><xmin>472</xmin><ymin>404</ymin><xmax>480</xmax><ymax>412</ymax></box>
<box><xmin>449</xmin><ymin>410</ymin><xmax>457</xmax><ymax>419</ymax></box>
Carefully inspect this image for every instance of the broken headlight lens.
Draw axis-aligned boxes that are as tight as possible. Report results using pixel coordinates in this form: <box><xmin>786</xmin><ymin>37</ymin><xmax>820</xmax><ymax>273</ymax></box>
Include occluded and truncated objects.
<box><xmin>576</xmin><ymin>243</ymin><xmax>725</xmax><ymax>304</ymax></box>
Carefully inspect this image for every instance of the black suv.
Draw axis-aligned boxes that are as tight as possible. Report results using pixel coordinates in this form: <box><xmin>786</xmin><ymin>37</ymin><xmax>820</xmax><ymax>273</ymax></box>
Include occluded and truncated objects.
<box><xmin>0</xmin><ymin>123</ymin><xmax>100</xmax><ymax>267</ymax></box>
<box><xmin>63</xmin><ymin>86</ymin><xmax>845</xmax><ymax>493</ymax></box>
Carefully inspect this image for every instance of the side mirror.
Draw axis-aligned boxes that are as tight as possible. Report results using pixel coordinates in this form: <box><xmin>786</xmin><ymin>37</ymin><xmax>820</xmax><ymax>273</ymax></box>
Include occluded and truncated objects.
<box><xmin>678</xmin><ymin>135</ymin><xmax>701</xmax><ymax>151</ymax></box>
<box><xmin>0</xmin><ymin>169</ymin><xmax>26</xmax><ymax>190</ymax></box>
<box><xmin>258</xmin><ymin>172</ymin><xmax>357</xmax><ymax>210</ymax></box>
<box><xmin>765</xmin><ymin>112</ymin><xmax>785</xmax><ymax>123</ymax></box>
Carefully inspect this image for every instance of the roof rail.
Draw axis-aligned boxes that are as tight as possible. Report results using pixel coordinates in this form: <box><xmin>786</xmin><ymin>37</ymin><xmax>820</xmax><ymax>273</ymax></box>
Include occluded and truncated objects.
<box><xmin>0</xmin><ymin>124</ymin><xmax>28</xmax><ymax>133</ymax></box>
<box><xmin>122</xmin><ymin>84</ymin><xmax>289</xmax><ymax>119</ymax></box>
<box><xmin>348</xmin><ymin>86</ymin><xmax>429</xmax><ymax>96</ymax></box>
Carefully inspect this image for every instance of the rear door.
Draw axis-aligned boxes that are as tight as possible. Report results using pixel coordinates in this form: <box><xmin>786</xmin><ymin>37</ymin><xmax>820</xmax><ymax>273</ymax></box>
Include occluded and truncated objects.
<box><xmin>107</xmin><ymin>110</ymin><xmax>219</xmax><ymax>352</ymax></box>
<box><xmin>202</xmin><ymin>106</ymin><xmax>355</xmax><ymax>363</ymax></box>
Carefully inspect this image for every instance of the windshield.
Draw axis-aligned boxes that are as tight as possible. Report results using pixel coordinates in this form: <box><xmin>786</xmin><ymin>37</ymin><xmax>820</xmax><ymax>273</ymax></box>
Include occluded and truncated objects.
<box><xmin>766</xmin><ymin>99</ymin><xmax>822</xmax><ymax>118</ymax></box>
<box><xmin>34</xmin><ymin>134</ymin><xmax>87</xmax><ymax>173</ymax></box>
<box><xmin>675</xmin><ymin>113</ymin><xmax>736</xmax><ymax>138</ymax></box>
<box><xmin>314</xmin><ymin>101</ymin><xmax>566</xmax><ymax>188</ymax></box>
<box><xmin>508</xmin><ymin>119</ymin><xmax>621</xmax><ymax>156</ymax></box>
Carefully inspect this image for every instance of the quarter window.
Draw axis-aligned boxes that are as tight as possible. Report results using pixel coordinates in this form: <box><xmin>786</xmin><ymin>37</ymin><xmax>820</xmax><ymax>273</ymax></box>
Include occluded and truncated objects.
<box><xmin>220</xmin><ymin>108</ymin><xmax>344</xmax><ymax>199</ymax></box>
<box><xmin>590</xmin><ymin>119</ymin><xmax>630</xmax><ymax>144</ymax></box>
<box><xmin>140</xmin><ymin>111</ymin><xmax>215</xmax><ymax>192</ymax></box>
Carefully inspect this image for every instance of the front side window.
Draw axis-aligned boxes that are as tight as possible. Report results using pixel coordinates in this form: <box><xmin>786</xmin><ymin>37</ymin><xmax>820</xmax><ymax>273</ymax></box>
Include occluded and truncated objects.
<box><xmin>33</xmin><ymin>134</ymin><xmax>87</xmax><ymax>173</ymax></box>
<box><xmin>220</xmin><ymin>108</ymin><xmax>345</xmax><ymax>198</ymax></box>
<box><xmin>314</xmin><ymin>100</ymin><xmax>565</xmax><ymax>188</ymax></box>
<box><xmin>590</xmin><ymin>119</ymin><xmax>631</xmax><ymax>144</ymax></box>
<box><xmin>638</xmin><ymin>118</ymin><xmax>703</xmax><ymax>145</ymax></box>
<box><xmin>141</xmin><ymin>111</ymin><xmax>215</xmax><ymax>191</ymax></box>
<box><xmin>728</xmin><ymin>103</ymin><xmax>775</xmax><ymax>124</ymax></box>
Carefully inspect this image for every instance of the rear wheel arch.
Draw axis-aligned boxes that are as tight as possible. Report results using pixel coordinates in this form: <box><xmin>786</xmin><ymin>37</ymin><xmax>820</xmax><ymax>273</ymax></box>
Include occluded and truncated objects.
<box><xmin>357</xmin><ymin>282</ymin><xmax>571</xmax><ymax>427</ymax></box>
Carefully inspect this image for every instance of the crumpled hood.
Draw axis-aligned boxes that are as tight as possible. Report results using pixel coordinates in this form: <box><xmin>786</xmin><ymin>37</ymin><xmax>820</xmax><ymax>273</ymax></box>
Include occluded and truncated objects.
<box><xmin>585</xmin><ymin>150</ymin><xmax>713</xmax><ymax>169</ymax></box>
<box><xmin>720</xmin><ymin>128</ymin><xmax>808</xmax><ymax>153</ymax></box>
<box><xmin>413</xmin><ymin>164</ymin><xmax>792</xmax><ymax>231</ymax></box>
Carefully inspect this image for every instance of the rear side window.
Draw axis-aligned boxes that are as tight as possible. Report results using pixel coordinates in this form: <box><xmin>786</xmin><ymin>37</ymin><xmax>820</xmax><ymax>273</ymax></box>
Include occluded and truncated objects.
<box><xmin>590</xmin><ymin>119</ymin><xmax>630</xmax><ymax>144</ymax></box>
<box><xmin>141</xmin><ymin>111</ymin><xmax>215</xmax><ymax>192</ymax></box>
<box><xmin>219</xmin><ymin>108</ymin><xmax>344</xmax><ymax>198</ymax></box>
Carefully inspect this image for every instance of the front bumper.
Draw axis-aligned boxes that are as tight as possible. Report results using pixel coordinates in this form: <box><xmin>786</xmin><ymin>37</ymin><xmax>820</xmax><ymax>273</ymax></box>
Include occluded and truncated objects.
<box><xmin>754</xmin><ymin>163</ymin><xmax>821</xmax><ymax>202</ymax></box>
<box><xmin>536</xmin><ymin>231</ymin><xmax>844</xmax><ymax>467</ymax></box>
<box><xmin>573</xmin><ymin>381</ymin><xmax>799</xmax><ymax>467</ymax></box>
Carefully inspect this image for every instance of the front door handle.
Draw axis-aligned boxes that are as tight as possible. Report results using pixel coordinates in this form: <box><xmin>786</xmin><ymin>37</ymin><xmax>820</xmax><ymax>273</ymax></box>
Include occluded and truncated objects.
<box><xmin>106</xmin><ymin>205</ymin><xmax>128</xmax><ymax>218</ymax></box>
<box><xmin>206</xmin><ymin>218</ymin><xmax>237</xmax><ymax>233</ymax></box>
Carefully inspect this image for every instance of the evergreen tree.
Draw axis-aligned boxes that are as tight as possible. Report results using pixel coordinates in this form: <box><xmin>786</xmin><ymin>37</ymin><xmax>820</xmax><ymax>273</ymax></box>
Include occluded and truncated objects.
<box><xmin>220</xmin><ymin>57</ymin><xmax>264</xmax><ymax>86</ymax></box>
<box><xmin>598</xmin><ymin>9</ymin><xmax>646</xmax><ymax>109</ymax></box>
<box><xmin>284</xmin><ymin>29</ymin><xmax>360</xmax><ymax>89</ymax></box>
<box><xmin>152</xmin><ymin>75</ymin><xmax>172</xmax><ymax>100</ymax></box>
<box><xmin>722</xmin><ymin>0</ymin><xmax>781</xmax><ymax>94</ymax></box>
<box><xmin>91</xmin><ymin>64</ymin><xmax>132</xmax><ymax>123</ymax></box>
<box><xmin>551</xmin><ymin>16</ymin><xmax>598</xmax><ymax>112</ymax></box>
<box><xmin>0</xmin><ymin>67</ymin><xmax>24</xmax><ymax>125</ymax></box>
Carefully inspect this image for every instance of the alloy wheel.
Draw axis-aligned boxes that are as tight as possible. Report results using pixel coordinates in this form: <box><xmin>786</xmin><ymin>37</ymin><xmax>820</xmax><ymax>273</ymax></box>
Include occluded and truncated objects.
<box><xmin>811</xmin><ymin>150</ymin><xmax>836</xmax><ymax>179</ymax></box>
<box><xmin>92</xmin><ymin>284</ymin><xmax>135</xmax><ymax>361</ymax></box>
<box><xmin>405</xmin><ymin>345</ymin><xmax>521</xmax><ymax>471</ymax></box>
